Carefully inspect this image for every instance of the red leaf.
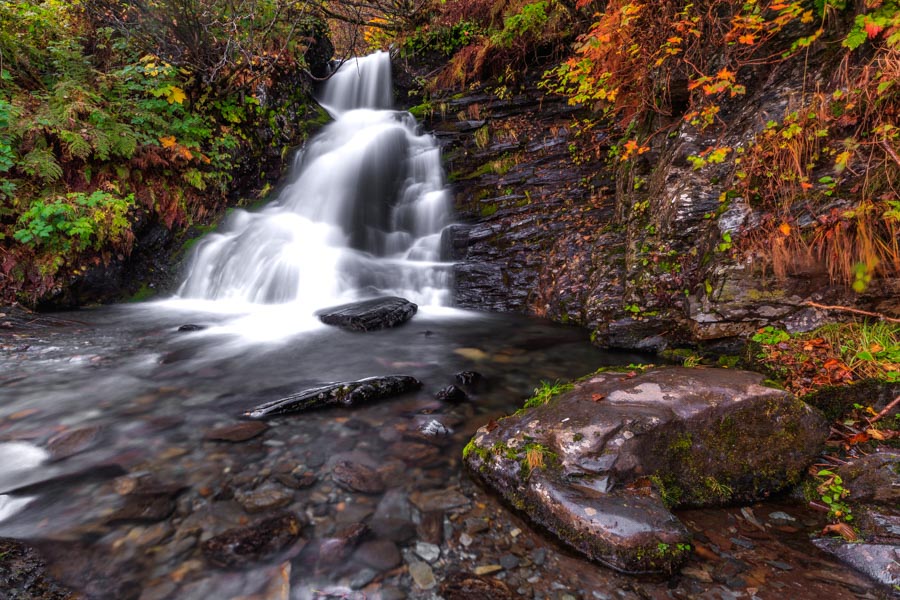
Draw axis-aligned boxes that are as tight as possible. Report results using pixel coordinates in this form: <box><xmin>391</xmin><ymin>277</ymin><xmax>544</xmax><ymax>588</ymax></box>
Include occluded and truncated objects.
<box><xmin>865</xmin><ymin>19</ymin><xmax>884</xmax><ymax>39</ymax></box>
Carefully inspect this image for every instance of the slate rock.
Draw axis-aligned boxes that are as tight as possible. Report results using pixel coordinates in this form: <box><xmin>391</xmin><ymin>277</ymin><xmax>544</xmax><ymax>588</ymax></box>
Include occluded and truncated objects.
<box><xmin>332</xmin><ymin>461</ymin><xmax>385</xmax><ymax>494</ymax></box>
<box><xmin>316</xmin><ymin>296</ymin><xmax>417</xmax><ymax>332</ymax></box>
<box><xmin>46</xmin><ymin>426</ymin><xmax>104</xmax><ymax>461</ymax></box>
<box><xmin>202</xmin><ymin>513</ymin><xmax>304</xmax><ymax>568</ymax></box>
<box><xmin>435</xmin><ymin>385</ymin><xmax>468</xmax><ymax>403</ymax></box>
<box><xmin>245</xmin><ymin>375</ymin><xmax>421</xmax><ymax>418</ymax></box>
<box><xmin>812</xmin><ymin>539</ymin><xmax>900</xmax><ymax>587</ymax></box>
<box><xmin>204</xmin><ymin>421</ymin><xmax>268</xmax><ymax>442</ymax></box>
<box><xmin>464</xmin><ymin>367</ymin><xmax>828</xmax><ymax>574</ymax></box>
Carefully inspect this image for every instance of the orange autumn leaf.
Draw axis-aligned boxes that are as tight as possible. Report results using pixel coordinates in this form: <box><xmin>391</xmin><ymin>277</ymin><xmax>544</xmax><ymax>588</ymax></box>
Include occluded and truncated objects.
<box><xmin>845</xmin><ymin>432</ymin><xmax>870</xmax><ymax>445</ymax></box>
<box><xmin>738</xmin><ymin>33</ymin><xmax>756</xmax><ymax>45</ymax></box>
<box><xmin>159</xmin><ymin>135</ymin><xmax>177</xmax><ymax>148</ymax></box>
<box><xmin>779</xmin><ymin>222</ymin><xmax>791</xmax><ymax>236</ymax></box>
<box><xmin>769</xmin><ymin>3</ymin><xmax>789</xmax><ymax>10</ymax></box>
<box><xmin>800</xmin><ymin>181</ymin><xmax>813</xmax><ymax>190</ymax></box>
<box><xmin>716</xmin><ymin>68</ymin><xmax>735</xmax><ymax>81</ymax></box>
<box><xmin>822</xmin><ymin>523</ymin><xmax>857</xmax><ymax>542</ymax></box>
<box><xmin>865</xmin><ymin>19</ymin><xmax>884</xmax><ymax>39</ymax></box>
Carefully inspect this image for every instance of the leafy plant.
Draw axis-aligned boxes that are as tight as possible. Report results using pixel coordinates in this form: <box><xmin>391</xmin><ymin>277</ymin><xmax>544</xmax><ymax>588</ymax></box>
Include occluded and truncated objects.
<box><xmin>816</xmin><ymin>469</ymin><xmax>853</xmax><ymax>522</ymax></box>
<box><xmin>523</xmin><ymin>380</ymin><xmax>575</xmax><ymax>409</ymax></box>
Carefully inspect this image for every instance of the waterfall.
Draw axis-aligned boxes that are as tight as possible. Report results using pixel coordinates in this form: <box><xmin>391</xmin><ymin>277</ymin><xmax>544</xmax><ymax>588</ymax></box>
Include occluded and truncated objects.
<box><xmin>176</xmin><ymin>52</ymin><xmax>453</xmax><ymax>311</ymax></box>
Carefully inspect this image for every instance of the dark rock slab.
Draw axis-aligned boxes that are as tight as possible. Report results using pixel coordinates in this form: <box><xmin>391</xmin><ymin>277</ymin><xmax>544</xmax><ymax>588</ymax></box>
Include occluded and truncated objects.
<box><xmin>332</xmin><ymin>460</ymin><xmax>385</xmax><ymax>494</ymax></box>
<box><xmin>46</xmin><ymin>426</ymin><xmax>104</xmax><ymax>461</ymax></box>
<box><xmin>204</xmin><ymin>421</ymin><xmax>269</xmax><ymax>442</ymax></box>
<box><xmin>177</xmin><ymin>324</ymin><xmax>206</xmax><ymax>332</ymax></box>
<box><xmin>202</xmin><ymin>513</ymin><xmax>305</xmax><ymax>568</ymax></box>
<box><xmin>106</xmin><ymin>494</ymin><xmax>176</xmax><ymax>524</ymax></box>
<box><xmin>316</xmin><ymin>296</ymin><xmax>417</xmax><ymax>332</ymax></box>
<box><xmin>244</xmin><ymin>375</ymin><xmax>421</xmax><ymax>419</ymax></box>
<box><xmin>464</xmin><ymin>367</ymin><xmax>828</xmax><ymax>574</ymax></box>
<box><xmin>435</xmin><ymin>384</ymin><xmax>468</xmax><ymax>403</ymax></box>
<box><xmin>812</xmin><ymin>539</ymin><xmax>900</xmax><ymax>588</ymax></box>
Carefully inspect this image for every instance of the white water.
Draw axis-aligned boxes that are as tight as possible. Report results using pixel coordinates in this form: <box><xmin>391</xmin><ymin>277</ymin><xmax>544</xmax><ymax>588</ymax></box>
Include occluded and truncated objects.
<box><xmin>175</xmin><ymin>52</ymin><xmax>453</xmax><ymax>325</ymax></box>
<box><xmin>0</xmin><ymin>442</ymin><xmax>47</xmax><ymax>522</ymax></box>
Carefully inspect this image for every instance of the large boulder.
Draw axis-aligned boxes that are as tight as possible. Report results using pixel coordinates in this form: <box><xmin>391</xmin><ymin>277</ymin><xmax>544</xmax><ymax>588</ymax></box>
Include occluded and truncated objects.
<box><xmin>463</xmin><ymin>367</ymin><xmax>828</xmax><ymax>574</ymax></box>
<box><xmin>316</xmin><ymin>296</ymin><xmax>417</xmax><ymax>332</ymax></box>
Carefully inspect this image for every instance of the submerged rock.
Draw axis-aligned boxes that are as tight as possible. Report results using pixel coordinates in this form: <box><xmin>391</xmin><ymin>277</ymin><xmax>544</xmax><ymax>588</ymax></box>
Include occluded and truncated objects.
<box><xmin>202</xmin><ymin>513</ymin><xmax>305</xmax><ymax>568</ymax></box>
<box><xmin>316</xmin><ymin>296</ymin><xmax>417</xmax><ymax>332</ymax></box>
<box><xmin>463</xmin><ymin>367</ymin><xmax>827</xmax><ymax>574</ymax></box>
<box><xmin>435</xmin><ymin>384</ymin><xmax>468</xmax><ymax>403</ymax></box>
<box><xmin>244</xmin><ymin>375</ymin><xmax>421</xmax><ymax>418</ymax></box>
<box><xmin>0</xmin><ymin>538</ymin><xmax>76</xmax><ymax>599</ymax></box>
<box><xmin>204</xmin><ymin>421</ymin><xmax>268</xmax><ymax>442</ymax></box>
<box><xmin>332</xmin><ymin>460</ymin><xmax>385</xmax><ymax>494</ymax></box>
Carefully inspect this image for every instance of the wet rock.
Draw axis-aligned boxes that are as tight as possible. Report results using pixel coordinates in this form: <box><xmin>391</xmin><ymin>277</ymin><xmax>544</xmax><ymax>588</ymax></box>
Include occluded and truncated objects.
<box><xmin>812</xmin><ymin>539</ymin><xmax>900</xmax><ymax>587</ymax></box>
<box><xmin>414</xmin><ymin>541</ymin><xmax>441</xmax><ymax>563</ymax></box>
<box><xmin>408</xmin><ymin>559</ymin><xmax>436</xmax><ymax>590</ymax></box>
<box><xmin>353</xmin><ymin>539</ymin><xmax>401</xmax><ymax>571</ymax></box>
<box><xmin>435</xmin><ymin>384</ymin><xmax>468</xmax><ymax>403</ymax></box>
<box><xmin>245</xmin><ymin>375</ymin><xmax>421</xmax><ymax>418</ymax></box>
<box><xmin>46</xmin><ymin>425</ymin><xmax>103</xmax><ymax>461</ymax></box>
<box><xmin>0</xmin><ymin>538</ymin><xmax>76</xmax><ymax>599</ymax></box>
<box><xmin>273</xmin><ymin>466</ymin><xmax>317</xmax><ymax>489</ymax></box>
<box><xmin>332</xmin><ymin>461</ymin><xmax>385</xmax><ymax>494</ymax></box>
<box><xmin>417</xmin><ymin>510</ymin><xmax>444</xmax><ymax>545</ymax></box>
<box><xmin>455</xmin><ymin>371</ymin><xmax>483</xmax><ymax>389</ymax></box>
<box><xmin>317</xmin><ymin>523</ymin><xmax>368</xmax><ymax>564</ymax></box>
<box><xmin>177</xmin><ymin>324</ymin><xmax>206</xmax><ymax>332</ymax></box>
<box><xmin>387</xmin><ymin>441</ymin><xmax>441</xmax><ymax>466</ymax></box>
<box><xmin>499</xmin><ymin>554</ymin><xmax>520</xmax><ymax>570</ymax></box>
<box><xmin>316</xmin><ymin>296</ymin><xmax>417</xmax><ymax>331</ymax></box>
<box><xmin>409</xmin><ymin>488</ymin><xmax>471</xmax><ymax>512</ymax></box>
<box><xmin>201</xmin><ymin>513</ymin><xmax>305</xmax><ymax>568</ymax></box>
<box><xmin>204</xmin><ymin>421</ymin><xmax>269</xmax><ymax>442</ymax></box>
<box><xmin>836</xmin><ymin>449</ymin><xmax>900</xmax><ymax>504</ymax></box>
<box><xmin>107</xmin><ymin>494</ymin><xmax>177</xmax><ymax>524</ymax></box>
<box><xmin>464</xmin><ymin>367</ymin><xmax>828</xmax><ymax>574</ymax></box>
<box><xmin>418</xmin><ymin>419</ymin><xmax>452</xmax><ymax>437</ymax></box>
<box><xmin>234</xmin><ymin>485</ymin><xmax>294</xmax><ymax>513</ymax></box>
<box><xmin>439</xmin><ymin>571</ymin><xmax>513</xmax><ymax>600</ymax></box>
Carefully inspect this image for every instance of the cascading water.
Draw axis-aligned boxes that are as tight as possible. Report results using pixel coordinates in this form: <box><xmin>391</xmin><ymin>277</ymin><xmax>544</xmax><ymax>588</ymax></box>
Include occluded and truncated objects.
<box><xmin>176</xmin><ymin>52</ymin><xmax>452</xmax><ymax>315</ymax></box>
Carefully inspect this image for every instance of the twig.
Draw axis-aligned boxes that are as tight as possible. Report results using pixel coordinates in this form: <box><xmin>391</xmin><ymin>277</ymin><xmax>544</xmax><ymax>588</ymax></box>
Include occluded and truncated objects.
<box><xmin>868</xmin><ymin>395</ymin><xmax>900</xmax><ymax>426</ymax></box>
<box><xmin>804</xmin><ymin>301</ymin><xmax>900</xmax><ymax>324</ymax></box>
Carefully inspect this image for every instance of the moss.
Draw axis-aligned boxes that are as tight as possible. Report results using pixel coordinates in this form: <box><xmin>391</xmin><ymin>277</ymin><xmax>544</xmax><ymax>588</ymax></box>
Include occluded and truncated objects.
<box><xmin>127</xmin><ymin>283</ymin><xmax>156</xmax><ymax>303</ymax></box>
<box><xmin>573</xmin><ymin>432</ymin><xmax>584</xmax><ymax>442</ymax></box>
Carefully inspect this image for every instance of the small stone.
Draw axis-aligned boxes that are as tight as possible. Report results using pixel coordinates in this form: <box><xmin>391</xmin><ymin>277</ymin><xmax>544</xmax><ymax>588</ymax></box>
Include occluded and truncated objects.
<box><xmin>459</xmin><ymin>533</ymin><xmax>473</xmax><ymax>547</ymax></box>
<box><xmin>419</xmin><ymin>420</ymin><xmax>452</xmax><ymax>437</ymax></box>
<box><xmin>415</xmin><ymin>542</ymin><xmax>441</xmax><ymax>563</ymax></box>
<box><xmin>767</xmin><ymin>511</ymin><xmax>797</xmax><ymax>524</ymax></box>
<box><xmin>409</xmin><ymin>560</ymin><xmax>436</xmax><ymax>590</ymax></box>
<box><xmin>234</xmin><ymin>486</ymin><xmax>293</xmax><ymax>514</ymax></box>
<box><xmin>435</xmin><ymin>385</ymin><xmax>468</xmax><ymax>403</ymax></box>
<box><xmin>332</xmin><ymin>461</ymin><xmax>385</xmax><ymax>494</ymax></box>
<box><xmin>354</xmin><ymin>539</ymin><xmax>401</xmax><ymax>571</ymax></box>
<box><xmin>201</xmin><ymin>513</ymin><xmax>304</xmax><ymax>568</ymax></box>
<box><xmin>350</xmin><ymin>568</ymin><xmax>378</xmax><ymax>589</ymax></box>
<box><xmin>177</xmin><ymin>324</ymin><xmax>206</xmax><ymax>332</ymax></box>
<box><xmin>410</xmin><ymin>489</ymin><xmax>470</xmax><ymax>512</ymax></box>
<box><xmin>531</xmin><ymin>548</ymin><xmax>547</xmax><ymax>566</ymax></box>
<box><xmin>464</xmin><ymin>517</ymin><xmax>490</xmax><ymax>534</ymax></box>
<box><xmin>765</xmin><ymin>560</ymin><xmax>794</xmax><ymax>571</ymax></box>
<box><xmin>455</xmin><ymin>371</ymin><xmax>483</xmax><ymax>388</ymax></box>
<box><xmin>681</xmin><ymin>566</ymin><xmax>713</xmax><ymax>583</ymax></box>
<box><xmin>499</xmin><ymin>554</ymin><xmax>519</xmax><ymax>570</ymax></box>
<box><xmin>474</xmin><ymin>564</ymin><xmax>502</xmax><ymax>576</ymax></box>
<box><xmin>46</xmin><ymin>425</ymin><xmax>103</xmax><ymax>460</ymax></box>
<box><xmin>204</xmin><ymin>421</ymin><xmax>268</xmax><ymax>442</ymax></box>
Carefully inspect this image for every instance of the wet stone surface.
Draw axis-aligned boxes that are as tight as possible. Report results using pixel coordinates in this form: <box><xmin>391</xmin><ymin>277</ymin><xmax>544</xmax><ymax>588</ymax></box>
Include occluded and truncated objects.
<box><xmin>0</xmin><ymin>307</ymin><xmax>893</xmax><ymax>598</ymax></box>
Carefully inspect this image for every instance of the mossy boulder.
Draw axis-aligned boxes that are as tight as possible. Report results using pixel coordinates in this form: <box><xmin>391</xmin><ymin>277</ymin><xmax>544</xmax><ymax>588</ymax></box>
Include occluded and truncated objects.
<box><xmin>463</xmin><ymin>367</ymin><xmax>827</xmax><ymax>574</ymax></box>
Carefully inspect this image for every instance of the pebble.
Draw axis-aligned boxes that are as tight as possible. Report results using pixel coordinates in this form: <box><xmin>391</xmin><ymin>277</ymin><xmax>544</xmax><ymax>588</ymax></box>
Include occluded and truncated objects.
<box><xmin>531</xmin><ymin>548</ymin><xmax>547</xmax><ymax>566</ymax></box>
<box><xmin>234</xmin><ymin>486</ymin><xmax>293</xmax><ymax>513</ymax></box>
<box><xmin>203</xmin><ymin>421</ymin><xmax>268</xmax><ymax>442</ymax></box>
<box><xmin>415</xmin><ymin>541</ymin><xmax>441</xmax><ymax>563</ymax></box>
<box><xmin>459</xmin><ymin>533</ymin><xmax>474</xmax><ymax>547</ymax></box>
<box><xmin>409</xmin><ymin>560</ymin><xmax>437</xmax><ymax>590</ymax></box>
<box><xmin>767</xmin><ymin>511</ymin><xmax>797</xmax><ymax>524</ymax></box>
<box><xmin>354</xmin><ymin>539</ymin><xmax>401</xmax><ymax>571</ymax></box>
<box><xmin>349</xmin><ymin>567</ymin><xmax>378</xmax><ymax>589</ymax></box>
<box><xmin>499</xmin><ymin>554</ymin><xmax>520</xmax><ymax>570</ymax></box>
<box><xmin>474</xmin><ymin>564</ymin><xmax>503</xmax><ymax>576</ymax></box>
<box><xmin>332</xmin><ymin>461</ymin><xmax>385</xmax><ymax>494</ymax></box>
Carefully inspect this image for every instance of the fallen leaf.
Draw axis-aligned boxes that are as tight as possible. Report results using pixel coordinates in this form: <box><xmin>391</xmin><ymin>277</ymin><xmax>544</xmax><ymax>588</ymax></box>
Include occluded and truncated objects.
<box><xmin>591</xmin><ymin>393</ymin><xmax>606</xmax><ymax>402</ymax></box>
<box><xmin>822</xmin><ymin>522</ymin><xmax>857</xmax><ymax>542</ymax></box>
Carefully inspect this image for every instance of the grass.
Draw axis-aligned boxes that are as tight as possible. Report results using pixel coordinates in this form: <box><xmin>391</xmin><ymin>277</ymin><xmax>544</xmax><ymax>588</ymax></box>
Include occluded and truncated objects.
<box><xmin>818</xmin><ymin>321</ymin><xmax>900</xmax><ymax>381</ymax></box>
<box><xmin>523</xmin><ymin>380</ymin><xmax>574</xmax><ymax>409</ymax></box>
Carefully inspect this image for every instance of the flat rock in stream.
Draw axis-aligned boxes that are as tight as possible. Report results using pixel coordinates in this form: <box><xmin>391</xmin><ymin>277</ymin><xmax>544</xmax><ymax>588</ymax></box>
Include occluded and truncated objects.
<box><xmin>464</xmin><ymin>367</ymin><xmax>828</xmax><ymax>574</ymax></box>
<box><xmin>245</xmin><ymin>375</ymin><xmax>421</xmax><ymax>419</ymax></box>
<box><xmin>316</xmin><ymin>296</ymin><xmax>417</xmax><ymax>331</ymax></box>
<box><xmin>202</xmin><ymin>513</ymin><xmax>305</xmax><ymax>568</ymax></box>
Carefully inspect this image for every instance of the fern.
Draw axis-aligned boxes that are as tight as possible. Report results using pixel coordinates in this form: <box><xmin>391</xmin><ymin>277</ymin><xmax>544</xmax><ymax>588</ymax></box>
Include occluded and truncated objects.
<box><xmin>19</xmin><ymin>148</ymin><xmax>63</xmax><ymax>182</ymax></box>
<box><xmin>58</xmin><ymin>129</ymin><xmax>92</xmax><ymax>160</ymax></box>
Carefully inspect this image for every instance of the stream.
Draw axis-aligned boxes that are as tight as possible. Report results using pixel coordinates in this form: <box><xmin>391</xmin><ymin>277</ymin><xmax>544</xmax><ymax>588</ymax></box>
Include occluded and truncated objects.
<box><xmin>0</xmin><ymin>52</ymin><xmax>888</xmax><ymax>599</ymax></box>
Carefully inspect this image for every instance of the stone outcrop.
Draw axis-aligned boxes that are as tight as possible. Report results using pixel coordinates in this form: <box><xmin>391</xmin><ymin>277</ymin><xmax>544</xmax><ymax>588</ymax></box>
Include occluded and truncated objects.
<box><xmin>463</xmin><ymin>367</ymin><xmax>827</xmax><ymax>574</ymax></box>
<box><xmin>316</xmin><ymin>296</ymin><xmax>418</xmax><ymax>331</ymax></box>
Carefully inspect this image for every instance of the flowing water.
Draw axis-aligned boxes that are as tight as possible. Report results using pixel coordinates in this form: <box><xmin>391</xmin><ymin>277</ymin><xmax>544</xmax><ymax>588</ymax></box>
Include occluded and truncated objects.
<box><xmin>0</xmin><ymin>54</ymin><xmax>880</xmax><ymax>600</ymax></box>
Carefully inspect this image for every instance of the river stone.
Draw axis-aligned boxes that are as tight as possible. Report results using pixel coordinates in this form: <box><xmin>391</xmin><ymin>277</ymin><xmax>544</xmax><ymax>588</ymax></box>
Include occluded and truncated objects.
<box><xmin>463</xmin><ymin>367</ymin><xmax>827</xmax><ymax>574</ymax></box>
<box><xmin>332</xmin><ymin>460</ymin><xmax>385</xmax><ymax>494</ymax></box>
<box><xmin>46</xmin><ymin>425</ymin><xmax>103</xmax><ymax>461</ymax></box>
<box><xmin>244</xmin><ymin>375</ymin><xmax>421</xmax><ymax>418</ymax></box>
<box><xmin>812</xmin><ymin>539</ymin><xmax>900</xmax><ymax>587</ymax></box>
<box><xmin>204</xmin><ymin>421</ymin><xmax>268</xmax><ymax>442</ymax></box>
<box><xmin>201</xmin><ymin>513</ymin><xmax>304</xmax><ymax>568</ymax></box>
<box><xmin>316</xmin><ymin>296</ymin><xmax>417</xmax><ymax>331</ymax></box>
<box><xmin>234</xmin><ymin>485</ymin><xmax>294</xmax><ymax>513</ymax></box>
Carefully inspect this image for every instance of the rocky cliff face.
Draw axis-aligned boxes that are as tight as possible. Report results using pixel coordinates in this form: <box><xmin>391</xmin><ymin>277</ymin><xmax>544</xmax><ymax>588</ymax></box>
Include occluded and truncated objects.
<box><xmin>415</xmin><ymin>55</ymin><xmax>900</xmax><ymax>352</ymax></box>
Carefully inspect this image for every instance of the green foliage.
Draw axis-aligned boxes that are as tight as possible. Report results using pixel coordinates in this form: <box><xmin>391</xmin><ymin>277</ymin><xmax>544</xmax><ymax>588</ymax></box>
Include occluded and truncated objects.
<box><xmin>815</xmin><ymin>469</ymin><xmax>853</xmax><ymax>522</ymax></box>
<box><xmin>492</xmin><ymin>2</ymin><xmax>549</xmax><ymax>48</ymax></box>
<box><xmin>523</xmin><ymin>380</ymin><xmax>574</xmax><ymax>409</ymax></box>
<box><xmin>751</xmin><ymin>326</ymin><xmax>791</xmax><ymax>345</ymax></box>
<box><xmin>14</xmin><ymin>191</ymin><xmax>134</xmax><ymax>256</ymax></box>
<box><xmin>402</xmin><ymin>21</ymin><xmax>480</xmax><ymax>57</ymax></box>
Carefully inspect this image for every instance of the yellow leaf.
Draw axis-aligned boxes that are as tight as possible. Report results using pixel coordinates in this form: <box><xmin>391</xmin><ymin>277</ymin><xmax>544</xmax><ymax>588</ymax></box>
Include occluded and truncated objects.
<box><xmin>867</xmin><ymin>428</ymin><xmax>886</xmax><ymax>441</ymax></box>
<box><xmin>159</xmin><ymin>135</ymin><xmax>177</xmax><ymax>148</ymax></box>
<box><xmin>167</xmin><ymin>86</ymin><xmax>187</xmax><ymax>105</ymax></box>
<box><xmin>779</xmin><ymin>222</ymin><xmax>791</xmax><ymax>236</ymax></box>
